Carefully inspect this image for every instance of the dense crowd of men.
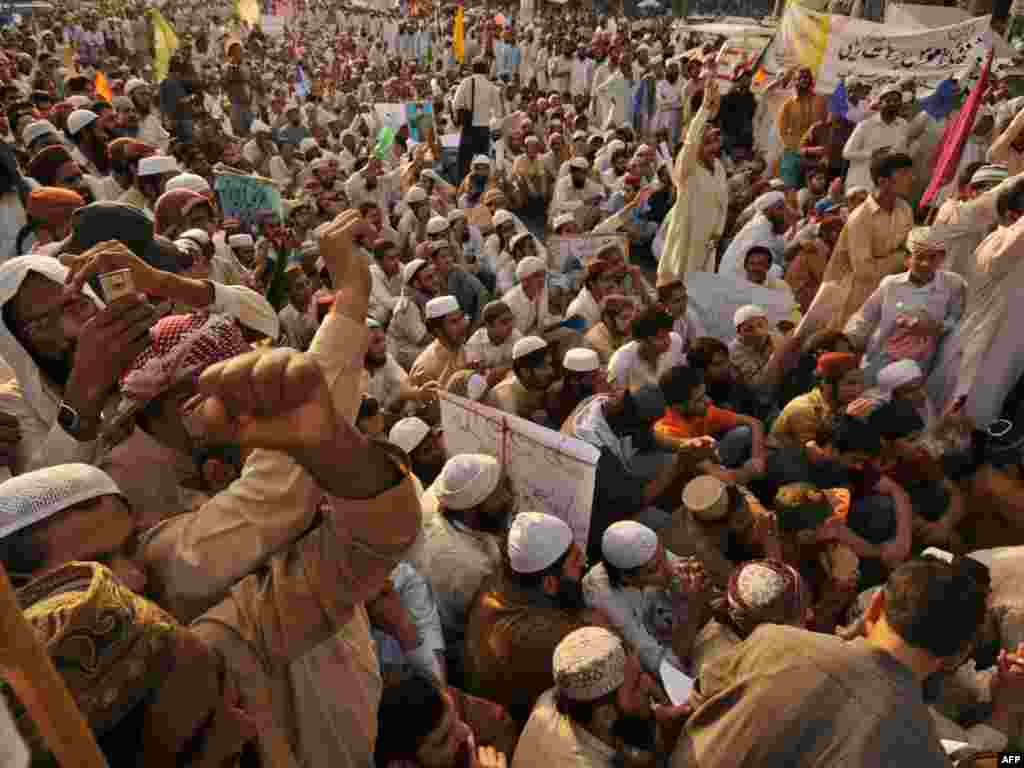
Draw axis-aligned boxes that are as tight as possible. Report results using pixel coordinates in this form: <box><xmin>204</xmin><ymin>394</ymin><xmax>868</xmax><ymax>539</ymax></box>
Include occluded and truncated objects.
<box><xmin>2</xmin><ymin>0</ymin><xmax>1024</xmax><ymax>766</ymax></box>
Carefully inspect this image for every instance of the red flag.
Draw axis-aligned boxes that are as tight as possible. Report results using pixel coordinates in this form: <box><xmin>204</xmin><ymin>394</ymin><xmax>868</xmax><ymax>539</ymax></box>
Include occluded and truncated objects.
<box><xmin>920</xmin><ymin>49</ymin><xmax>994</xmax><ymax>210</ymax></box>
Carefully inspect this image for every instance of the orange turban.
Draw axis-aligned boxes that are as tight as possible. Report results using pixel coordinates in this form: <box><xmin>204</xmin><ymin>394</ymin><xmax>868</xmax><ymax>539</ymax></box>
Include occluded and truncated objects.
<box><xmin>27</xmin><ymin>187</ymin><xmax>85</xmax><ymax>230</ymax></box>
<box><xmin>816</xmin><ymin>352</ymin><xmax>860</xmax><ymax>379</ymax></box>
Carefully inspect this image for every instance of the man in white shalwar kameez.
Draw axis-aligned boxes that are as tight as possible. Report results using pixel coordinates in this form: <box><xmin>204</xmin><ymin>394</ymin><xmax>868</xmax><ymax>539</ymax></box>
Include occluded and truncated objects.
<box><xmin>933</xmin><ymin>177</ymin><xmax>1024</xmax><ymax>427</ymax></box>
<box><xmin>657</xmin><ymin>80</ymin><xmax>729</xmax><ymax>282</ymax></box>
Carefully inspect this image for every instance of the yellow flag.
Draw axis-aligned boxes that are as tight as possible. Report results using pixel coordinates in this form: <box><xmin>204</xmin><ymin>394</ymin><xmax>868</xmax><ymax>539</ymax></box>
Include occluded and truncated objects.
<box><xmin>236</xmin><ymin>0</ymin><xmax>259</xmax><ymax>26</ymax></box>
<box><xmin>453</xmin><ymin>6</ymin><xmax>465</xmax><ymax>65</ymax></box>
<box><xmin>149</xmin><ymin>8</ymin><xmax>179</xmax><ymax>83</ymax></box>
<box><xmin>95</xmin><ymin>71</ymin><xmax>112</xmax><ymax>102</ymax></box>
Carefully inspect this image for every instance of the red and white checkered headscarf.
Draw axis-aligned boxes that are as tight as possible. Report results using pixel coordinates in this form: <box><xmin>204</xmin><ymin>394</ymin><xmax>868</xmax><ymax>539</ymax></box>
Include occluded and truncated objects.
<box><xmin>120</xmin><ymin>313</ymin><xmax>250</xmax><ymax>404</ymax></box>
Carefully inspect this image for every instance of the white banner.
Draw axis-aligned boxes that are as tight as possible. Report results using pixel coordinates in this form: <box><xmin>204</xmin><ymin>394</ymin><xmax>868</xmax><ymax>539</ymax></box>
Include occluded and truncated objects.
<box><xmin>760</xmin><ymin>5</ymin><xmax>994</xmax><ymax>94</ymax></box>
<box><xmin>686</xmin><ymin>272</ymin><xmax>801</xmax><ymax>343</ymax></box>
<box><xmin>439</xmin><ymin>393</ymin><xmax>599</xmax><ymax>548</ymax></box>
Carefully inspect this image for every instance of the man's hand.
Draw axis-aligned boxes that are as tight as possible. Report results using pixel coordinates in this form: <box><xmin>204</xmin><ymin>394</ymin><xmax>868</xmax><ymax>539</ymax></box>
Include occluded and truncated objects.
<box><xmin>194</xmin><ymin>348</ymin><xmax>337</xmax><ymax>458</ymax></box>
<box><xmin>193</xmin><ymin>672</ymin><xmax>260</xmax><ymax>768</ymax></box>
<box><xmin>677</xmin><ymin>435</ymin><xmax>718</xmax><ymax>463</ymax></box>
<box><xmin>64</xmin><ymin>294</ymin><xmax>160</xmax><ymax>436</ymax></box>
<box><xmin>473</xmin><ymin>746</ymin><xmax>508</xmax><ymax>768</ymax></box>
<box><xmin>63</xmin><ymin>240</ymin><xmax>162</xmax><ymax>298</ymax></box>
<box><xmin>316</xmin><ymin>209</ymin><xmax>376</xmax><ymax>320</ymax></box>
<box><xmin>0</xmin><ymin>411</ymin><xmax>19</xmax><ymax>469</ymax></box>
<box><xmin>703</xmin><ymin>78</ymin><xmax>720</xmax><ymax>117</ymax></box>
<box><xmin>993</xmin><ymin>643</ymin><xmax>1024</xmax><ymax>710</ymax></box>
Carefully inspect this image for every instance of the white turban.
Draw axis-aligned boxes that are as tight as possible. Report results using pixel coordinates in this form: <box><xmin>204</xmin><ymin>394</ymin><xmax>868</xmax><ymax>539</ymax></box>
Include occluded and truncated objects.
<box><xmin>733</xmin><ymin>304</ymin><xmax>767</xmax><ymax>328</ymax></box>
<box><xmin>0</xmin><ymin>465</ymin><xmax>123</xmax><ymax>540</ymax></box>
<box><xmin>434</xmin><ymin>455</ymin><xmax>502</xmax><ymax>511</ymax></box>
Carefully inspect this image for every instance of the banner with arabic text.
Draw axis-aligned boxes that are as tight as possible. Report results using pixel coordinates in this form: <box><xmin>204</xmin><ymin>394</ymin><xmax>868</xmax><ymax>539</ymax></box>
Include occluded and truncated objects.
<box><xmin>759</xmin><ymin>5</ymin><xmax>994</xmax><ymax>94</ymax></box>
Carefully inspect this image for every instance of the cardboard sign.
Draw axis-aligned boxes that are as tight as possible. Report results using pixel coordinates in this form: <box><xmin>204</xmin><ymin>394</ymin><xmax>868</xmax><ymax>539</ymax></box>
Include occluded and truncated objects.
<box><xmin>213</xmin><ymin>171</ymin><xmax>283</xmax><ymax>225</ymax></box>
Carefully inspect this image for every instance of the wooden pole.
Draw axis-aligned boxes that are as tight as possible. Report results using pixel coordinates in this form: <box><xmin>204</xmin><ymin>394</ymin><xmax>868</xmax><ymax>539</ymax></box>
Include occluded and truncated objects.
<box><xmin>0</xmin><ymin>564</ymin><xmax>107</xmax><ymax>768</ymax></box>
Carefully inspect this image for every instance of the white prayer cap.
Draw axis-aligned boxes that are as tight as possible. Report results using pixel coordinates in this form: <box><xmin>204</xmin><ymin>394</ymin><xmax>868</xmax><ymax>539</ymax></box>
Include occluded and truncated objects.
<box><xmin>231</xmin><ymin>286</ymin><xmax>280</xmax><ymax>340</ymax></box>
<box><xmin>137</xmin><ymin>155</ymin><xmax>179</xmax><ymax>177</ymax></box>
<box><xmin>420</xmin><ymin>169</ymin><xmax>442</xmax><ymax>184</ymax></box>
<box><xmin>569</xmin><ymin>156</ymin><xmax>589</xmax><ymax>170</ymax></box>
<box><xmin>682</xmin><ymin>475</ymin><xmax>729</xmax><ymax>522</ymax></box>
<box><xmin>513</xmin><ymin>335</ymin><xmax>548</xmax><ymax>361</ymax></box>
<box><xmin>733</xmin><ymin>304</ymin><xmax>767</xmax><ymax>328</ymax></box>
<box><xmin>179</xmin><ymin>228</ymin><xmax>210</xmax><ymax>245</ymax></box>
<box><xmin>448</xmin><ymin>208</ymin><xmax>467</xmax><ymax>223</ymax></box>
<box><xmin>403</xmin><ymin>258</ymin><xmax>429</xmax><ymax>284</ymax></box>
<box><xmin>877</xmin><ymin>83</ymin><xmax>902</xmax><ymax>99</ymax></box>
<box><xmin>299</xmin><ymin>137</ymin><xmax>319</xmax><ymax>153</ymax></box>
<box><xmin>492</xmin><ymin>209</ymin><xmax>515</xmax><ymax>227</ymax></box>
<box><xmin>971</xmin><ymin>164</ymin><xmax>1008</xmax><ymax>185</ymax></box>
<box><xmin>768</xmin><ymin>178</ymin><xmax>786</xmax><ymax>190</ymax></box>
<box><xmin>754</xmin><ymin>190</ymin><xmax>786</xmax><ymax>211</ymax></box>
<box><xmin>426</xmin><ymin>216</ymin><xmax>450</xmax><ymax>236</ymax></box>
<box><xmin>525</xmin><ymin>135</ymin><xmax>541</xmax><ymax>145</ymax></box>
<box><xmin>251</xmin><ymin>119</ymin><xmax>272</xmax><ymax>134</ymax></box>
<box><xmin>905</xmin><ymin>225</ymin><xmax>950</xmax><ymax>255</ymax></box>
<box><xmin>405</xmin><ymin>186</ymin><xmax>429</xmax><ymax>204</ymax></box>
<box><xmin>434</xmin><ymin>454</ymin><xmax>502</xmax><ymax>511</ymax></box>
<box><xmin>0</xmin><ymin>464</ymin><xmax>123</xmax><ymax>540</ymax></box>
<box><xmin>877</xmin><ymin>359</ymin><xmax>923</xmax><ymax>393</ymax></box>
<box><xmin>22</xmin><ymin>120</ymin><xmax>56</xmax><ymax>145</ymax></box>
<box><xmin>553</xmin><ymin>627</ymin><xmax>626</xmax><ymax>702</ymax></box>
<box><xmin>922</xmin><ymin>547</ymin><xmax>955</xmax><ymax>564</ymax></box>
<box><xmin>472</xmin><ymin>155</ymin><xmax>492</xmax><ymax>167</ymax></box>
<box><xmin>66</xmin><ymin>109</ymin><xmax>99</xmax><ymax>136</ymax></box>
<box><xmin>509</xmin><ymin>231</ymin><xmax>531</xmax><ymax>252</ymax></box>
<box><xmin>425</xmin><ymin>295</ymin><xmax>460</xmax><ymax>320</ymax></box>
<box><xmin>66</xmin><ymin>95</ymin><xmax>92</xmax><ymax>109</ymax></box>
<box><xmin>165</xmin><ymin>172</ymin><xmax>212</xmax><ymax>194</ymax></box>
<box><xmin>389</xmin><ymin>416</ymin><xmax>431</xmax><ymax>454</ymax></box>
<box><xmin>553</xmin><ymin>212</ymin><xmax>576</xmax><ymax>231</ymax></box>
<box><xmin>175</xmin><ymin>238</ymin><xmax>201</xmax><ymax>256</ymax></box>
<box><xmin>607</xmin><ymin>139</ymin><xmax>626</xmax><ymax>154</ymax></box>
<box><xmin>515</xmin><ymin>256</ymin><xmax>546</xmax><ymax>281</ymax></box>
<box><xmin>508</xmin><ymin>511</ymin><xmax>573</xmax><ymax>574</ymax></box>
<box><xmin>602</xmin><ymin>520</ymin><xmax>658</xmax><ymax>570</ymax></box>
<box><xmin>124</xmin><ymin>77</ymin><xmax>148</xmax><ymax>95</ymax></box>
<box><xmin>228</xmin><ymin>234</ymin><xmax>254</xmax><ymax>248</ymax></box>
<box><xmin>563</xmin><ymin>348</ymin><xmax>599</xmax><ymax>373</ymax></box>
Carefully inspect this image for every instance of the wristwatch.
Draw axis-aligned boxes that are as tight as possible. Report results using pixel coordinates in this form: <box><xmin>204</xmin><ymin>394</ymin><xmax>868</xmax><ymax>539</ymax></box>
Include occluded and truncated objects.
<box><xmin>56</xmin><ymin>401</ymin><xmax>86</xmax><ymax>439</ymax></box>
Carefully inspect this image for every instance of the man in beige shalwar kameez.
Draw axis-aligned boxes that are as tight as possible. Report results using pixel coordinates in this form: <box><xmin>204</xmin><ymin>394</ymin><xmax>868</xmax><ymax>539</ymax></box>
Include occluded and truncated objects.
<box><xmin>657</xmin><ymin>80</ymin><xmax>730</xmax><ymax>283</ymax></box>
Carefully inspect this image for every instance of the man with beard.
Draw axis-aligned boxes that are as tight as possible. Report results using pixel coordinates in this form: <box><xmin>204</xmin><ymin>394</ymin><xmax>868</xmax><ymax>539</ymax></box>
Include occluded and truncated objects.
<box><xmin>369</xmin><ymin>236</ymin><xmax>402</xmax><ymax>325</ymax></box>
<box><xmin>547</xmin><ymin>348</ymin><xmax>608</xmax><ymax>428</ymax></box>
<box><xmin>410</xmin><ymin>295</ymin><xmax>470</xmax><ymax>389</ymax></box>
<box><xmin>124</xmin><ymin>78</ymin><xmax>170</xmax><ymax>152</ymax></box>
<box><xmin>388</xmin><ymin>416</ymin><xmax>447</xmax><ymax>488</ymax></box>
<box><xmin>397</xmin><ymin>186</ymin><xmax>432</xmax><ymax>259</ymax></box>
<box><xmin>654</xmin><ymin>60</ymin><xmax>685</xmax><ymax>146</ymax></box>
<box><xmin>124</xmin><ymin>154</ymin><xmax>180</xmax><ymax>214</ymax></box>
<box><xmin>464</xmin><ymin>511</ymin><xmax>593</xmax><ymax>726</ymax></box>
<box><xmin>741</xmin><ymin>246</ymin><xmax>803</xmax><ymax>326</ymax></box>
<box><xmin>486</xmin><ymin>335</ymin><xmax>561</xmax><ymax>423</ymax></box>
<box><xmin>466</xmin><ymin>300</ymin><xmax>523</xmax><ymax>389</ymax></box>
<box><xmin>550</xmin><ymin>157</ymin><xmax>605</xmax><ymax>229</ymax></box>
<box><xmin>843</xmin><ymin>84</ymin><xmax>910</xmax><ymax>193</ymax></box>
<box><xmin>719</xmin><ymin>190</ymin><xmax>789</xmax><ymax>277</ymax></box>
<box><xmin>25</xmin><ymin>145</ymin><xmax>98</xmax><ymax>205</ymax></box>
<box><xmin>388</xmin><ymin>258</ymin><xmax>439</xmax><ymax>370</ymax></box>
<box><xmin>409</xmin><ymin>454</ymin><xmax>513</xmax><ymax>689</ymax></box>
<box><xmin>514</xmin><ymin>627</ymin><xmax>691</xmax><ymax>767</ymax></box>
<box><xmin>777</xmin><ymin>68</ymin><xmax>825</xmax><ymax>190</ymax></box>
<box><xmin>802</xmin><ymin>107</ymin><xmax>856</xmax><ymax>181</ymax></box>
<box><xmin>362</xmin><ymin>318</ymin><xmax>432</xmax><ymax>418</ymax></box>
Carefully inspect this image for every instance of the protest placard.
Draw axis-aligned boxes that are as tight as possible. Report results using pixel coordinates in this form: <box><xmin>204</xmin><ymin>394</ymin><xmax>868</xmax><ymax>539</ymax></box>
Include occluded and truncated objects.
<box><xmin>405</xmin><ymin>101</ymin><xmax>434</xmax><ymax>142</ymax></box>
<box><xmin>547</xmin><ymin>234</ymin><xmax>630</xmax><ymax>273</ymax></box>
<box><xmin>440</xmin><ymin>393</ymin><xmax>598</xmax><ymax>547</ymax></box>
<box><xmin>213</xmin><ymin>169</ymin><xmax>283</xmax><ymax>226</ymax></box>
<box><xmin>686</xmin><ymin>271</ymin><xmax>801</xmax><ymax>342</ymax></box>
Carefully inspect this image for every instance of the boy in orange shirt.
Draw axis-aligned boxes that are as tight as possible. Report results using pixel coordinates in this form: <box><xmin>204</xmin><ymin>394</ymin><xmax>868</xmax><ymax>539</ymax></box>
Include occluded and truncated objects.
<box><xmin>655</xmin><ymin>365</ymin><xmax>768</xmax><ymax>486</ymax></box>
